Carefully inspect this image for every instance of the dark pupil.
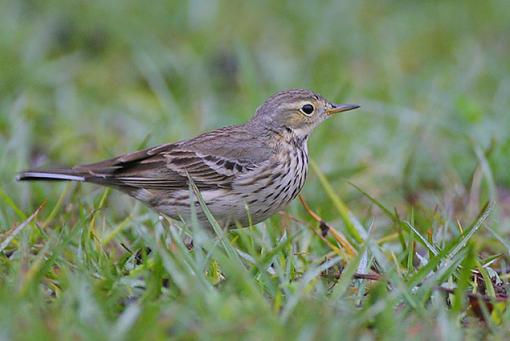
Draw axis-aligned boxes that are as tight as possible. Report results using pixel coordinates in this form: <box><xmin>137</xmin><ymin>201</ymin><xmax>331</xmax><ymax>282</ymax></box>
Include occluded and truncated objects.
<box><xmin>302</xmin><ymin>104</ymin><xmax>314</xmax><ymax>114</ymax></box>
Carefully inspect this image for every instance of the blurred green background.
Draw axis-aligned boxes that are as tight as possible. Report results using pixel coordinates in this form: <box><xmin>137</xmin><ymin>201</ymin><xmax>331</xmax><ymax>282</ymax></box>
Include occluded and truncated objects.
<box><xmin>1</xmin><ymin>0</ymin><xmax>510</xmax><ymax>339</ymax></box>
<box><xmin>2</xmin><ymin>0</ymin><xmax>510</xmax><ymax>217</ymax></box>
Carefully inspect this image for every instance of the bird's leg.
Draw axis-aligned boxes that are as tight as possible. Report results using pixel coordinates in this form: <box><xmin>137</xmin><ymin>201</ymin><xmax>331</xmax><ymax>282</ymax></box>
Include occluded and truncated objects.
<box><xmin>159</xmin><ymin>215</ymin><xmax>195</xmax><ymax>250</ymax></box>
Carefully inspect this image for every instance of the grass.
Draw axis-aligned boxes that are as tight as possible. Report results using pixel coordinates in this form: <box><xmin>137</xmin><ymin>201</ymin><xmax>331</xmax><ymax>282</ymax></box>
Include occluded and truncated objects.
<box><xmin>1</xmin><ymin>0</ymin><xmax>510</xmax><ymax>339</ymax></box>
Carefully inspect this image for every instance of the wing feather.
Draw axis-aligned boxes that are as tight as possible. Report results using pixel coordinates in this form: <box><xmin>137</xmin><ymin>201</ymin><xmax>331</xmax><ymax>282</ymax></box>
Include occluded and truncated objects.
<box><xmin>78</xmin><ymin>145</ymin><xmax>261</xmax><ymax>191</ymax></box>
<box><xmin>68</xmin><ymin>125</ymin><xmax>272</xmax><ymax>192</ymax></box>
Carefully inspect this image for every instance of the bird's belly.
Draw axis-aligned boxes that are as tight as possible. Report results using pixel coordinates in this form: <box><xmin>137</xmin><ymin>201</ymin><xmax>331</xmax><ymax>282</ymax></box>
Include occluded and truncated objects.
<box><xmin>153</xmin><ymin>149</ymin><xmax>308</xmax><ymax>228</ymax></box>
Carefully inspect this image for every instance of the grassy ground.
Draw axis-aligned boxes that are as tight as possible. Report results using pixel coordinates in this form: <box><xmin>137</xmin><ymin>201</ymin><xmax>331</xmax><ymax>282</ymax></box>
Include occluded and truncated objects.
<box><xmin>1</xmin><ymin>0</ymin><xmax>510</xmax><ymax>339</ymax></box>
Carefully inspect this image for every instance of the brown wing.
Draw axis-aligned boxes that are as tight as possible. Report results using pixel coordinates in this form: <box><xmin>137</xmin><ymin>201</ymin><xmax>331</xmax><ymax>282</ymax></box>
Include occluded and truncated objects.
<box><xmin>74</xmin><ymin>126</ymin><xmax>271</xmax><ymax>191</ymax></box>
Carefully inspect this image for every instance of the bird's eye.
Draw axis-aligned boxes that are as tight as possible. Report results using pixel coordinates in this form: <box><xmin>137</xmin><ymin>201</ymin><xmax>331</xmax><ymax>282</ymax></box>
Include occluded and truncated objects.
<box><xmin>301</xmin><ymin>104</ymin><xmax>314</xmax><ymax>115</ymax></box>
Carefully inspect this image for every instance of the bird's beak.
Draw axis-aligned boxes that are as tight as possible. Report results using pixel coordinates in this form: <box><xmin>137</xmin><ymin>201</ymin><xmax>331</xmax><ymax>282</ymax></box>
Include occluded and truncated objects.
<box><xmin>326</xmin><ymin>103</ymin><xmax>360</xmax><ymax>115</ymax></box>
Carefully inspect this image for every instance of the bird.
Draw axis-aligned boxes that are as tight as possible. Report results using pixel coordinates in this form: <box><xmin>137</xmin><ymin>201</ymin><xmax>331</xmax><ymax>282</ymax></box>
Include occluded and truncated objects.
<box><xmin>17</xmin><ymin>89</ymin><xmax>359</xmax><ymax>228</ymax></box>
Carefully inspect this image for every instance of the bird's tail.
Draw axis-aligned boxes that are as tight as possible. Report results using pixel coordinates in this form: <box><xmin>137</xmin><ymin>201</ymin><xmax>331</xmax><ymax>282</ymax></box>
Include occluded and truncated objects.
<box><xmin>16</xmin><ymin>168</ymin><xmax>87</xmax><ymax>182</ymax></box>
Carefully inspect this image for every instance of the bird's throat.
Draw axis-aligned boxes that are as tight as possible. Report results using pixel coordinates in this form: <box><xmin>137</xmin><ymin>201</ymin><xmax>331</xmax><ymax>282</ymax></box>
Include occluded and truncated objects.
<box><xmin>281</xmin><ymin>126</ymin><xmax>309</xmax><ymax>148</ymax></box>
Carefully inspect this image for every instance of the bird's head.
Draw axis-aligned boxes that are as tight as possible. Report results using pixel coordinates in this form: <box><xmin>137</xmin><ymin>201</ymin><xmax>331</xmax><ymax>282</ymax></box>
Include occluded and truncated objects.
<box><xmin>251</xmin><ymin>89</ymin><xmax>359</xmax><ymax>139</ymax></box>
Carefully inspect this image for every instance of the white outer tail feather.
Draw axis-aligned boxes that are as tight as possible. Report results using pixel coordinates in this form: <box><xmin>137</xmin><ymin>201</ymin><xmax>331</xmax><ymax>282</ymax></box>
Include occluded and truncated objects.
<box><xmin>16</xmin><ymin>172</ymin><xmax>85</xmax><ymax>182</ymax></box>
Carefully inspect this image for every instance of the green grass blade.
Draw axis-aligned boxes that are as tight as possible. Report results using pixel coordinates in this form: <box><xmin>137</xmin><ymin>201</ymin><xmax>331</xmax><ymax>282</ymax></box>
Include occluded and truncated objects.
<box><xmin>310</xmin><ymin>159</ymin><xmax>365</xmax><ymax>242</ymax></box>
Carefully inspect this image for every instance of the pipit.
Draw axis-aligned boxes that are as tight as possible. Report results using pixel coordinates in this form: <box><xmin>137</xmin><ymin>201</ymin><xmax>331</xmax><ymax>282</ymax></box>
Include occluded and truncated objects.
<box><xmin>18</xmin><ymin>89</ymin><xmax>359</xmax><ymax>228</ymax></box>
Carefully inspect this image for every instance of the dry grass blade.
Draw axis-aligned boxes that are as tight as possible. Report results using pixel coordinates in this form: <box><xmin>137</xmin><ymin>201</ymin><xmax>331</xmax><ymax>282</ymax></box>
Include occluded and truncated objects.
<box><xmin>0</xmin><ymin>203</ymin><xmax>44</xmax><ymax>253</ymax></box>
<box><xmin>353</xmin><ymin>273</ymin><xmax>383</xmax><ymax>281</ymax></box>
<box><xmin>279</xmin><ymin>211</ymin><xmax>347</xmax><ymax>257</ymax></box>
<box><xmin>449</xmin><ymin>284</ymin><xmax>505</xmax><ymax>300</ymax></box>
<box><xmin>299</xmin><ymin>195</ymin><xmax>357</xmax><ymax>257</ymax></box>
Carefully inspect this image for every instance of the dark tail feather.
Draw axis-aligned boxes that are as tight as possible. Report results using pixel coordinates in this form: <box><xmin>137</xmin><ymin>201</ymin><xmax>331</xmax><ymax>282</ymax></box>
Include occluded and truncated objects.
<box><xmin>16</xmin><ymin>169</ymin><xmax>86</xmax><ymax>182</ymax></box>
